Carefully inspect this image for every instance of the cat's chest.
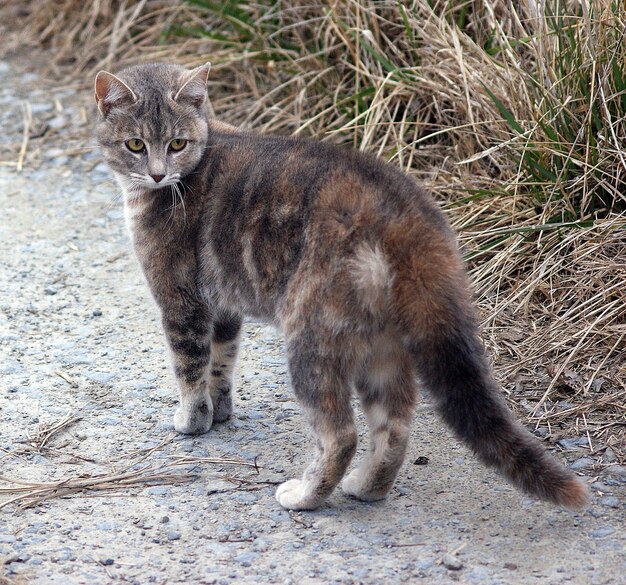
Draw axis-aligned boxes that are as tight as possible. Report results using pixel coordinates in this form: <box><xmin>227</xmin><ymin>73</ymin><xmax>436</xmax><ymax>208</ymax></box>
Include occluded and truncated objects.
<box><xmin>114</xmin><ymin>174</ymin><xmax>144</xmax><ymax>237</ymax></box>
<box><xmin>123</xmin><ymin>201</ymin><xmax>142</xmax><ymax>238</ymax></box>
<box><xmin>117</xmin><ymin>182</ymin><xmax>188</xmax><ymax>241</ymax></box>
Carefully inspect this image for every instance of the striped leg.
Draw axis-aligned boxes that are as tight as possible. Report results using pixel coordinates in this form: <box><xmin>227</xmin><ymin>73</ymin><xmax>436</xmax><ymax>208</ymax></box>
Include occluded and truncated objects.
<box><xmin>208</xmin><ymin>313</ymin><xmax>243</xmax><ymax>423</ymax></box>
<box><xmin>162</xmin><ymin>303</ymin><xmax>214</xmax><ymax>435</ymax></box>
<box><xmin>342</xmin><ymin>337</ymin><xmax>416</xmax><ymax>501</ymax></box>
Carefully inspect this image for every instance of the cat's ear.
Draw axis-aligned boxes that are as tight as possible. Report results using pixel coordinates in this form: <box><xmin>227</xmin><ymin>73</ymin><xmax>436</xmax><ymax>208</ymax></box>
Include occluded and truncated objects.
<box><xmin>94</xmin><ymin>71</ymin><xmax>137</xmax><ymax>117</ymax></box>
<box><xmin>174</xmin><ymin>63</ymin><xmax>211</xmax><ymax>107</ymax></box>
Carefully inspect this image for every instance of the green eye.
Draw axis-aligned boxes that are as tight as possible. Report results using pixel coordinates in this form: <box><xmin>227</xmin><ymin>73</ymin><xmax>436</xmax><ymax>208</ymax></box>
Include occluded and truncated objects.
<box><xmin>126</xmin><ymin>138</ymin><xmax>145</xmax><ymax>152</ymax></box>
<box><xmin>169</xmin><ymin>138</ymin><xmax>187</xmax><ymax>151</ymax></box>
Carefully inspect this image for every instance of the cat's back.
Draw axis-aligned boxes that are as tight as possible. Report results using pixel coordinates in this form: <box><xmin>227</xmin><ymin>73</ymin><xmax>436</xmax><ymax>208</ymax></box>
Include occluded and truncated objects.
<box><xmin>195</xmin><ymin>123</ymin><xmax>458</xmax><ymax>323</ymax></box>
<box><xmin>201</xmin><ymin>126</ymin><xmax>446</xmax><ymax>232</ymax></box>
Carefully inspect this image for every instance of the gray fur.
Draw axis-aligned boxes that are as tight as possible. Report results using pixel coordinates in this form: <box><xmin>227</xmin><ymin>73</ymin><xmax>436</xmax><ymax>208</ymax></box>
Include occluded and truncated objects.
<box><xmin>95</xmin><ymin>63</ymin><xmax>589</xmax><ymax>512</ymax></box>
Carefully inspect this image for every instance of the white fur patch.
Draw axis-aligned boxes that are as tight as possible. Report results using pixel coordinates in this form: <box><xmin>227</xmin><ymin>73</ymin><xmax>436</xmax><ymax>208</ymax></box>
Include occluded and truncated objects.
<box><xmin>276</xmin><ymin>478</ymin><xmax>316</xmax><ymax>510</ymax></box>
<box><xmin>242</xmin><ymin>237</ymin><xmax>260</xmax><ymax>301</ymax></box>
<box><xmin>350</xmin><ymin>243</ymin><xmax>392</xmax><ymax>312</ymax></box>
<box><xmin>366</xmin><ymin>404</ymin><xmax>388</xmax><ymax>431</ymax></box>
<box><xmin>115</xmin><ymin>174</ymin><xmax>137</xmax><ymax>232</ymax></box>
<box><xmin>113</xmin><ymin>172</ymin><xmax>149</xmax><ymax>237</ymax></box>
<box><xmin>174</xmin><ymin>383</ymin><xmax>213</xmax><ymax>435</ymax></box>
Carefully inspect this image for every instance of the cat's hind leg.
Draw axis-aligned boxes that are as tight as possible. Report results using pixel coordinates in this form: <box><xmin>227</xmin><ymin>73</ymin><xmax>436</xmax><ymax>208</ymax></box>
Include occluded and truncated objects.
<box><xmin>208</xmin><ymin>313</ymin><xmax>242</xmax><ymax>423</ymax></box>
<box><xmin>276</xmin><ymin>330</ymin><xmax>358</xmax><ymax>510</ymax></box>
<box><xmin>341</xmin><ymin>333</ymin><xmax>417</xmax><ymax>501</ymax></box>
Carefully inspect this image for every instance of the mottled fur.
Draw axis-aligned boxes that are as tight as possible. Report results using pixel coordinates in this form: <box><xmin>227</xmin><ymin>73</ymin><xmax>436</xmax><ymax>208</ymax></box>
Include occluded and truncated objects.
<box><xmin>95</xmin><ymin>63</ymin><xmax>589</xmax><ymax>511</ymax></box>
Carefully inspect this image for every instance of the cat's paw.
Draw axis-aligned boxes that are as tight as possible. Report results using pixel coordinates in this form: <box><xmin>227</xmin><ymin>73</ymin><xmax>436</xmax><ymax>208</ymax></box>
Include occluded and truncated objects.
<box><xmin>174</xmin><ymin>399</ymin><xmax>213</xmax><ymax>435</ymax></box>
<box><xmin>211</xmin><ymin>389</ymin><xmax>233</xmax><ymax>423</ymax></box>
<box><xmin>341</xmin><ymin>468</ymin><xmax>388</xmax><ymax>502</ymax></box>
<box><xmin>275</xmin><ymin>479</ymin><xmax>318</xmax><ymax>510</ymax></box>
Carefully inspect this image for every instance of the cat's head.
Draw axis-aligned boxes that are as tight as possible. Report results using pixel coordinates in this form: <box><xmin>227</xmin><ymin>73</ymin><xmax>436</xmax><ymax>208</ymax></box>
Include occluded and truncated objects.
<box><xmin>95</xmin><ymin>63</ymin><xmax>211</xmax><ymax>197</ymax></box>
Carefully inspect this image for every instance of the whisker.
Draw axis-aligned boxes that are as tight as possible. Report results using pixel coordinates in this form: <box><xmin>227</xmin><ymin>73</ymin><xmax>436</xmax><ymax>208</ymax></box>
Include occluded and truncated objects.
<box><xmin>166</xmin><ymin>185</ymin><xmax>177</xmax><ymax>226</ymax></box>
<box><xmin>174</xmin><ymin>181</ymin><xmax>187</xmax><ymax>225</ymax></box>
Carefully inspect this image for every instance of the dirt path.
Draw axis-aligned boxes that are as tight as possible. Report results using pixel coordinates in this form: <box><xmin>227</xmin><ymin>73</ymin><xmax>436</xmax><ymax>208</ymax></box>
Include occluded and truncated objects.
<box><xmin>0</xmin><ymin>56</ymin><xmax>624</xmax><ymax>585</ymax></box>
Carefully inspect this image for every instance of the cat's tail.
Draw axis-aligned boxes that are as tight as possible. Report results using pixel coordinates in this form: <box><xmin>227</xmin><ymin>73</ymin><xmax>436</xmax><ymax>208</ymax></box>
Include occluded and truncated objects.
<box><xmin>392</xmin><ymin>247</ymin><xmax>589</xmax><ymax>510</ymax></box>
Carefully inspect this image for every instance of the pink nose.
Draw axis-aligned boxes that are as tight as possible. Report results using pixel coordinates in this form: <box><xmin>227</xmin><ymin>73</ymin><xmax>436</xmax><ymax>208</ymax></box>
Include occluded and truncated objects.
<box><xmin>151</xmin><ymin>174</ymin><xmax>165</xmax><ymax>183</ymax></box>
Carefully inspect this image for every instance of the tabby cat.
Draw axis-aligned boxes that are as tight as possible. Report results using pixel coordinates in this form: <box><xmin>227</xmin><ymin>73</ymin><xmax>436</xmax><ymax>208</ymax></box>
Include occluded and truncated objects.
<box><xmin>95</xmin><ymin>63</ymin><xmax>588</xmax><ymax>511</ymax></box>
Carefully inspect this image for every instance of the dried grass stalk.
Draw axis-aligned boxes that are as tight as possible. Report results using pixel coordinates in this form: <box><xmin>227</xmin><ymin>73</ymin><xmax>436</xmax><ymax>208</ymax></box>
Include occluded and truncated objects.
<box><xmin>0</xmin><ymin>437</ymin><xmax>260</xmax><ymax>511</ymax></box>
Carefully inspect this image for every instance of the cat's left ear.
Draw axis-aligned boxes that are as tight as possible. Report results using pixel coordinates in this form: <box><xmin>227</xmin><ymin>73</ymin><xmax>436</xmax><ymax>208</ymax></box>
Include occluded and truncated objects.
<box><xmin>174</xmin><ymin>62</ymin><xmax>211</xmax><ymax>107</ymax></box>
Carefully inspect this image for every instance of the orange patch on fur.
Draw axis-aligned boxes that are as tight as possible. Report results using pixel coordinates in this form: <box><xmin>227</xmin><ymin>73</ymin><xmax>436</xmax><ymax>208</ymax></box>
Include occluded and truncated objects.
<box><xmin>316</xmin><ymin>171</ymin><xmax>376</xmax><ymax>233</ymax></box>
<box><xmin>382</xmin><ymin>218</ymin><xmax>468</xmax><ymax>333</ymax></box>
<box><xmin>208</xmin><ymin>119</ymin><xmax>241</xmax><ymax>134</ymax></box>
<box><xmin>559</xmin><ymin>478</ymin><xmax>590</xmax><ymax>511</ymax></box>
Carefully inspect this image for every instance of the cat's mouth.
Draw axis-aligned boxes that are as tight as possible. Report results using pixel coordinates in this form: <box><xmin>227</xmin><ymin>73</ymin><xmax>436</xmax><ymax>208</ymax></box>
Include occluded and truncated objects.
<box><xmin>127</xmin><ymin>172</ymin><xmax>182</xmax><ymax>191</ymax></box>
<box><xmin>114</xmin><ymin>172</ymin><xmax>184</xmax><ymax>201</ymax></box>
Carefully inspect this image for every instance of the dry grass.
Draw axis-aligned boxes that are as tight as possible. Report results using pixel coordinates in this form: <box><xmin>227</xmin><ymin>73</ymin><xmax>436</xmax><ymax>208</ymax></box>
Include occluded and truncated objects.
<box><xmin>0</xmin><ymin>433</ymin><xmax>263</xmax><ymax>512</ymax></box>
<box><xmin>2</xmin><ymin>0</ymin><xmax>624</xmax><ymax>458</ymax></box>
<box><xmin>9</xmin><ymin>411</ymin><xmax>83</xmax><ymax>458</ymax></box>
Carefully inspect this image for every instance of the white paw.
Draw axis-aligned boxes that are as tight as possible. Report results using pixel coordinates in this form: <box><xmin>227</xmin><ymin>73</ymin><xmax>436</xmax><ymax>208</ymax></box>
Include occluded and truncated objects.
<box><xmin>341</xmin><ymin>468</ymin><xmax>387</xmax><ymax>501</ymax></box>
<box><xmin>275</xmin><ymin>479</ymin><xmax>316</xmax><ymax>510</ymax></box>
<box><xmin>173</xmin><ymin>400</ymin><xmax>213</xmax><ymax>435</ymax></box>
<box><xmin>340</xmin><ymin>468</ymin><xmax>365</xmax><ymax>498</ymax></box>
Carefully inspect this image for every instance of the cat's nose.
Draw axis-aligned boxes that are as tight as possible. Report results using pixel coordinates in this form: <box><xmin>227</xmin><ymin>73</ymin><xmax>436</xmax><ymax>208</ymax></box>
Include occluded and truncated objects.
<box><xmin>151</xmin><ymin>174</ymin><xmax>165</xmax><ymax>183</ymax></box>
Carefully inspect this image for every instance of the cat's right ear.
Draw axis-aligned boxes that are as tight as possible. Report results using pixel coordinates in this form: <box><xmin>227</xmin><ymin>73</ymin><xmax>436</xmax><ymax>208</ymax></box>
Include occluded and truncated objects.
<box><xmin>94</xmin><ymin>71</ymin><xmax>137</xmax><ymax>117</ymax></box>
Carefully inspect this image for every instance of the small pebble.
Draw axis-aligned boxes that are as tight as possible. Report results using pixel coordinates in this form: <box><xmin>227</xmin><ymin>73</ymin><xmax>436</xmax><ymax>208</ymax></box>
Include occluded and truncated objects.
<box><xmin>603</xmin><ymin>447</ymin><xmax>617</xmax><ymax>463</ymax></box>
<box><xmin>160</xmin><ymin>516</ymin><xmax>170</xmax><ymax>524</ymax></box>
<box><xmin>605</xmin><ymin>465</ymin><xmax>626</xmax><ymax>481</ymax></box>
<box><xmin>558</xmin><ymin>438</ymin><xmax>583</xmax><ymax>450</ymax></box>
<box><xmin>599</xmin><ymin>496</ymin><xmax>620</xmax><ymax>509</ymax></box>
<box><xmin>0</xmin><ymin>535</ymin><xmax>17</xmax><ymax>543</ymax></box>
<box><xmin>442</xmin><ymin>553</ymin><xmax>463</xmax><ymax>571</ymax></box>
<box><xmin>100</xmin><ymin>558</ymin><xmax>114</xmax><ymax>566</ymax></box>
<box><xmin>235</xmin><ymin>552</ymin><xmax>259</xmax><ymax>567</ymax></box>
<box><xmin>30</xmin><ymin>102</ymin><xmax>53</xmax><ymax>113</ymax></box>
<box><xmin>571</xmin><ymin>457</ymin><xmax>594</xmax><ymax>471</ymax></box>
<box><xmin>167</xmin><ymin>531</ymin><xmax>181</xmax><ymax>541</ymax></box>
<box><xmin>590</xmin><ymin>526</ymin><xmax>615</xmax><ymax>538</ymax></box>
<box><xmin>416</xmin><ymin>558</ymin><xmax>435</xmax><ymax>571</ymax></box>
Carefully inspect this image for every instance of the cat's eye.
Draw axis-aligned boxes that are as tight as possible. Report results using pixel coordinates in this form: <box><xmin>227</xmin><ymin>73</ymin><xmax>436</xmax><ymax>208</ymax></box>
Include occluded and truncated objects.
<box><xmin>126</xmin><ymin>138</ymin><xmax>145</xmax><ymax>152</ymax></box>
<box><xmin>169</xmin><ymin>138</ymin><xmax>187</xmax><ymax>152</ymax></box>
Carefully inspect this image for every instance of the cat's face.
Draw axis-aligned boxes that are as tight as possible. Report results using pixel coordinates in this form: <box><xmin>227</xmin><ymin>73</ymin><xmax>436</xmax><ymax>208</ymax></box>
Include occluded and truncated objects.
<box><xmin>95</xmin><ymin>63</ymin><xmax>211</xmax><ymax>197</ymax></box>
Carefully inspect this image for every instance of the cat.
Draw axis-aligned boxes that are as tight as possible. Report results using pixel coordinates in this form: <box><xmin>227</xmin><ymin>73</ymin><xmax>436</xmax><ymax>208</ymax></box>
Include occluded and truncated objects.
<box><xmin>94</xmin><ymin>62</ymin><xmax>589</xmax><ymax>511</ymax></box>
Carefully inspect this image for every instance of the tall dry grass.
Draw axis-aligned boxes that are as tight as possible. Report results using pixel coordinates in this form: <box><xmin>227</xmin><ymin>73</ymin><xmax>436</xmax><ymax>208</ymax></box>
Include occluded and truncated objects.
<box><xmin>3</xmin><ymin>0</ymin><xmax>625</xmax><ymax>457</ymax></box>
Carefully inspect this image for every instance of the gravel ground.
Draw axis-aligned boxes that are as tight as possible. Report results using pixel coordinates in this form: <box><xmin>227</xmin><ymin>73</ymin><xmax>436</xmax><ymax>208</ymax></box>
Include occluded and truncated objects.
<box><xmin>1</xmin><ymin>56</ymin><xmax>624</xmax><ymax>585</ymax></box>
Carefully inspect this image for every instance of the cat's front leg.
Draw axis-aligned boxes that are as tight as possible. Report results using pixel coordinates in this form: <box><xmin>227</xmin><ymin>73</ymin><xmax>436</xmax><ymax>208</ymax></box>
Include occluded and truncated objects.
<box><xmin>162</xmin><ymin>302</ymin><xmax>214</xmax><ymax>435</ymax></box>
